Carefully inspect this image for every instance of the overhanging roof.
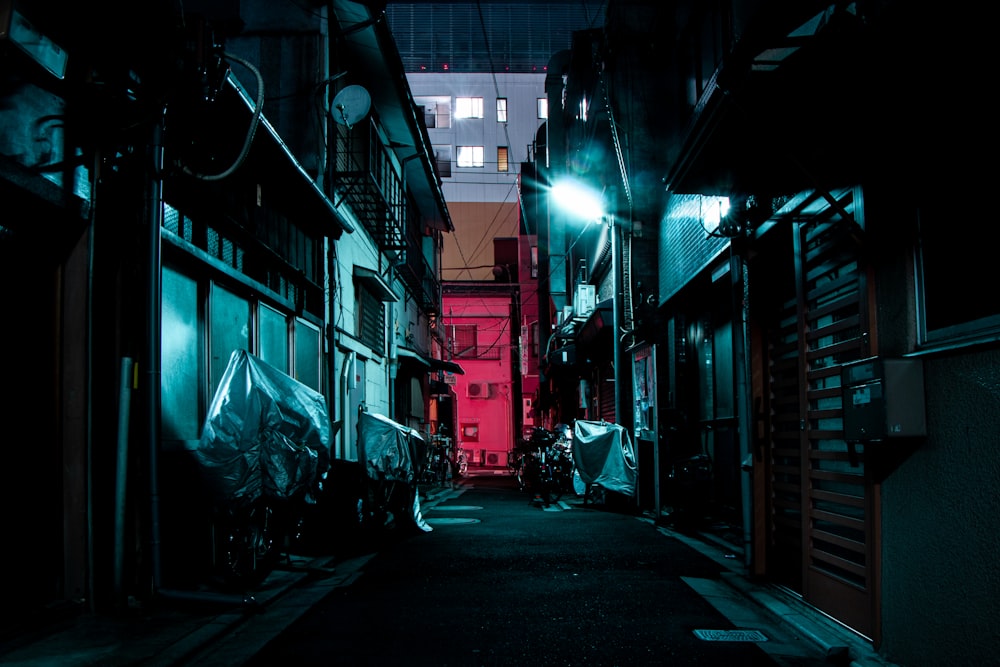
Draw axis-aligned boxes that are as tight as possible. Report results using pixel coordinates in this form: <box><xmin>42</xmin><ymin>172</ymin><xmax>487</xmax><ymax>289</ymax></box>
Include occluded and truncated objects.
<box><xmin>430</xmin><ymin>358</ymin><xmax>465</xmax><ymax>375</ymax></box>
<box><xmin>354</xmin><ymin>266</ymin><xmax>398</xmax><ymax>302</ymax></box>
<box><xmin>164</xmin><ymin>74</ymin><xmax>355</xmax><ymax>239</ymax></box>
<box><xmin>397</xmin><ymin>346</ymin><xmax>465</xmax><ymax>375</ymax></box>
<box><xmin>329</xmin><ymin>0</ymin><xmax>453</xmax><ymax>233</ymax></box>
<box><xmin>663</xmin><ymin>2</ymin><xmax>930</xmax><ymax>197</ymax></box>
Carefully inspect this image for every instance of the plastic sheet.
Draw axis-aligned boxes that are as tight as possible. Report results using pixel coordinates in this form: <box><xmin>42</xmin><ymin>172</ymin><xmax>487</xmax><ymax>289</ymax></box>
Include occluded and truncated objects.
<box><xmin>193</xmin><ymin>349</ymin><xmax>332</xmax><ymax>506</ymax></box>
<box><xmin>357</xmin><ymin>410</ymin><xmax>431</xmax><ymax>532</ymax></box>
<box><xmin>357</xmin><ymin>410</ymin><xmax>425</xmax><ymax>485</ymax></box>
<box><xmin>572</xmin><ymin>420</ymin><xmax>637</xmax><ymax>497</ymax></box>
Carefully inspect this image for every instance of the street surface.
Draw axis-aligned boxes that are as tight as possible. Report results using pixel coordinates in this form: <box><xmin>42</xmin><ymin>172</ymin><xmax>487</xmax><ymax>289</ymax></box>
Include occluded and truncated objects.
<box><xmin>189</xmin><ymin>474</ymin><xmax>837</xmax><ymax>666</ymax></box>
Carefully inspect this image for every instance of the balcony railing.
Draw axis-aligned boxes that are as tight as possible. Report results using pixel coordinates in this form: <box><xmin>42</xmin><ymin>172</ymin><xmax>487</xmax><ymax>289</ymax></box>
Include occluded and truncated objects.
<box><xmin>333</xmin><ymin>115</ymin><xmax>406</xmax><ymax>252</ymax></box>
<box><xmin>333</xmin><ymin>113</ymin><xmax>441</xmax><ymax>315</ymax></box>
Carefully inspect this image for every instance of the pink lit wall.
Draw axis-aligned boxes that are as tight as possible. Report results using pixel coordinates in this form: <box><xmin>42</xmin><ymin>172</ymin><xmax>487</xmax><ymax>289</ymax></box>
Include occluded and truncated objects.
<box><xmin>443</xmin><ymin>293</ymin><xmax>515</xmax><ymax>468</ymax></box>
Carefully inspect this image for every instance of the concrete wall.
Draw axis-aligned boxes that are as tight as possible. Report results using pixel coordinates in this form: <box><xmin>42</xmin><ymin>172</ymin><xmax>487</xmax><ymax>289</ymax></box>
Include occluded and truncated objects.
<box><xmin>880</xmin><ymin>349</ymin><xmax>1000</xmax><ymax>666</ymax></box>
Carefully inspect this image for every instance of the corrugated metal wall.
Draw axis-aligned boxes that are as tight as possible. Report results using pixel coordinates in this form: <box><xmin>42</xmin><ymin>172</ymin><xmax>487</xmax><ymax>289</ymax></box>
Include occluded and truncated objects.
<box><xmin>386</xmin><ymin>2</ymin><xmax>606</xmax><ymax>73</ymax></box>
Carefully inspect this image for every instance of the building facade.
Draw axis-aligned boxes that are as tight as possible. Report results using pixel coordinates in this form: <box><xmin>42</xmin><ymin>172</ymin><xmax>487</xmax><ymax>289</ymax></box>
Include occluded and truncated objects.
<box><xmin>1</xmin><ymin>0</ymin><xmax>450</xmax><ymax>625</ymax></box>
<box><xmin>530</xmin><ymin>2</ymin><xmax>999</xmax><ymax>666</ymax></box>
<box><xmin>387</xmin><ymin>1</ymin><xmax>607</xmax><ymax>450</ymax></box>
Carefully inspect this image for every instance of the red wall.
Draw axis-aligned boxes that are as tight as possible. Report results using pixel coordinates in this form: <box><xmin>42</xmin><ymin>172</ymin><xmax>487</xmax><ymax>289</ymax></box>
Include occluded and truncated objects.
<box><xmin>443</xmin><ymin>294</ymin><xmax>515</xmax><ymax>467</ymax></box>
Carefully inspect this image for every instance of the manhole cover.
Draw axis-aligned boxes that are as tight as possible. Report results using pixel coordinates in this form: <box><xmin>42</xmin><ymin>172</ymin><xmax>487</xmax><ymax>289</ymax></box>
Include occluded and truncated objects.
<box><xmin>693</xmin><ymin>629</ymin><xmax>769</xmax><ymax>642</ymax></box>
<box><xmin>424</xmin><ymin>517</ymin><xmax>481</xmax><ymax>525</ymax></box>
<box><xmin>428</xmin><ymin>505</ymin><xmax>483</xmax><ymax>511</ymax></box>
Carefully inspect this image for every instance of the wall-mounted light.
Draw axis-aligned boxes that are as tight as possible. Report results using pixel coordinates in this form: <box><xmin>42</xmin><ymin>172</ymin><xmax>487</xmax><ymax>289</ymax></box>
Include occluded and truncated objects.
<box><xmin>550</xmin><ymin>179</ymin><xmax>605</xmax><ymax>223</ymax></box>
<box><xmin>1</xmin><ymin>5</ymin><xmax>68</xmax><ymax>79</ymax></box>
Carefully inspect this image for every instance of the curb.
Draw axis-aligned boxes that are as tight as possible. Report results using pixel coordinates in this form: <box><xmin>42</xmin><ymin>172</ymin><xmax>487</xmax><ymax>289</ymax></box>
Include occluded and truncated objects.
<box><xmin>653</xmin><ymin>521</ymin><xmax>898</xmax><ymax>667</ymax></box>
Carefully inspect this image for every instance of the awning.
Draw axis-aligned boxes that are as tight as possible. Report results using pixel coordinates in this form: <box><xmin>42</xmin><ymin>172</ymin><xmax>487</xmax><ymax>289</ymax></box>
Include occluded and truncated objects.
<box><xmin>429</xmin><ymin>358</ymin><xmax>465</xmax><ymax>375</ymax></box>
<box><xmin>397</xmin><ymin>347</ymin><xmax>465</xmax><ymax>375</ymax></box>
<box><xmin>396</xmin><ymin>346</ymin><xmax>430</xmax><ymax>368</ymax></box>
<box><xmin>354</xmin><ymin>266</ymin><xmax>398</xmax><ymax>302</ymax></box>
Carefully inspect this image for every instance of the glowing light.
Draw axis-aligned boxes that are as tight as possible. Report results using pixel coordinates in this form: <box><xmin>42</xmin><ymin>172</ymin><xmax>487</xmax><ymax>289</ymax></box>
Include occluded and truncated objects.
<box><xmin>551</xmin><ymin>180</ymin><xmax>604</xmax><ymax>222</ymax></box>
<box><xmin>703</xmin><ymin>196</ymin><xmax>730</xmax><ymax>230</ymax></box>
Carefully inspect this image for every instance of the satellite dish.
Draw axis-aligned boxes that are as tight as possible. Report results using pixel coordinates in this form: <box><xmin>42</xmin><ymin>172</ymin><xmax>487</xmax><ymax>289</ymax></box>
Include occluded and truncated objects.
<box><xmin>332</xmin><ymin>85</ymin><xmax>371</xmax><ymax>129</ymax></box>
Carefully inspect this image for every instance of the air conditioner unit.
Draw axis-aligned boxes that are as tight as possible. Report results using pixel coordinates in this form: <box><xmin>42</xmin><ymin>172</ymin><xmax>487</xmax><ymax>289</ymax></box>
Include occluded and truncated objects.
<box><xmin>466</xmin><ymin>381</ymin><xmax>492</xmax><ymax>399</ymax></box>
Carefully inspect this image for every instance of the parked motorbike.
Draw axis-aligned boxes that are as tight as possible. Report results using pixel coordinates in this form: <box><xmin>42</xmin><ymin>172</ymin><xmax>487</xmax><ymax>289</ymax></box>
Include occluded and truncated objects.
<box><xmin>193</xmin><ymin>350</ymin><xmax>333</xmax><ymax>590</ymax></box>
<box><xmin>522</xmin><ymin>425</ymin><xmax>575</xmax><ymax>506</ymax></box>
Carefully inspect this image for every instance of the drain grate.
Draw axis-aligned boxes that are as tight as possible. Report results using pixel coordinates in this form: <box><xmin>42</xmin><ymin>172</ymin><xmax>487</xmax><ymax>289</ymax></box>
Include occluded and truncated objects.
<box><xmin>424</xmin><ymin>517</ymin><xmax>481</xmax><ymax>525</ymax></box>
<box><xmin>693</xmin><ymin>629</ymin><xmax>769</xmax><ymax>642</ymax></box>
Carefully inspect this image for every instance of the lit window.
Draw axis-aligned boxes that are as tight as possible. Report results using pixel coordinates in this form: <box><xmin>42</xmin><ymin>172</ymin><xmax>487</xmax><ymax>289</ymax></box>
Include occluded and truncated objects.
<box><xmin>497</xmin><ymin>146</ymin><xmax>509</xmax><ymax>173</ymax></box>
<box><xmin>496</xmin><ymin>97</ymin><xmax>507</xmax><ymax>123</ymax></box>
<box><xmin>537</xmin><ymin>97</ymin><xmax>548</xmax><ymax>119</ymax></box>
<box><xmin>454</xmin><ymin>96</ymin><xmax>483</xmax><ymax>119</ymax></box>
<box><xmin>457</xmin><ymin>145</ymin><xmax>484</xmax><ymax>168</ymax></box>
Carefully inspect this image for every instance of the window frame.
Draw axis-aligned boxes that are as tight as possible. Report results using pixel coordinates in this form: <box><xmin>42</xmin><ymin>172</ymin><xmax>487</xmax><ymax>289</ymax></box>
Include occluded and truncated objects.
<box><xmin>496</xmin><ymin>97</ymin><xmax>507</xmax><ymax>123</ymax></box>
<box><xmin>497</xmin><ymin>146</ymin><xmax>509</xmax><ymax>173</ymax></box>
<box><xmin>537</xmin><ymin>97</ymin><xmax>548</xmax><ymax>119</ymax></box>
<box><xmin>915</xmin><ymin>204</ymin><xmax>1000</xmax><ymax>350</ymax></box>
<box><xmin>457</xmin><ymin>145</ymin><xmax>485</xmax><ymax>168</ymax></box>
<box><xmin>454</xmin><ymin>96</ymin><xmax>484</xmax><ymax>119</ymax></box>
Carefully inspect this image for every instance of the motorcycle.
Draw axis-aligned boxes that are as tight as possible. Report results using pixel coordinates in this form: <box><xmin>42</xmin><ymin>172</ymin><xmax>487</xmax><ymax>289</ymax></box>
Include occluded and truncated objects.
<box><xmin>193</xmin><ymin>350</ymin><xmax>333</xmax><ymax>589</ymax></box>
<box><xmin>522</xmin><ymin>425</ymin><xmax>575</xmax><ymax>506</ymax></box>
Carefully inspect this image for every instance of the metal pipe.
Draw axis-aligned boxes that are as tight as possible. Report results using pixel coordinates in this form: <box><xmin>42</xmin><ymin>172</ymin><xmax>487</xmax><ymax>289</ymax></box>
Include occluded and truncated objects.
<box><xmin>113</xmin><ymin>356</ymin><xmax>133</xmax><ymax>602</ymax></box>
<box><xmin>732</xmin><ymin>249</ymin><xmax>754</xmax><ymax>572</ymax></box>
<box><xmin>148</xmin><ymin>112</ymin><xmax>165</xmax><ymax>589</ymax></box>
<box><xmin>341</xmin><ymin>351</ymin><xmax>356</xmax><ymax>460</ymax></box>
<box><xmin>611</xmin><ymin>217</ymin><xmax>621</xmax><ymax>425</ymax></box>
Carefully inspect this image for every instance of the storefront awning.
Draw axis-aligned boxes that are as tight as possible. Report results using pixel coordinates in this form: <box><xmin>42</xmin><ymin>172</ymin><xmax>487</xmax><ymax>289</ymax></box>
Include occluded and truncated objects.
<box><xmin>397</xmin><ymin>346</ymin><xmax>465</xmax><ymax>375</ymax></box>
<box><xmin>430</xmin><ymin>358</ymin><xmax>465</xmax><ymax>375</ymax></box>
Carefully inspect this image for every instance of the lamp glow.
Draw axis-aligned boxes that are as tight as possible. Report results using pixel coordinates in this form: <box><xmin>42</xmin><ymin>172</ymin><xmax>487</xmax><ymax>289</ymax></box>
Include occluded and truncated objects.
<box><xmin>551</xmin><ymin>180</ymin><xmax>605</xmax><ymax>222</ymax></box>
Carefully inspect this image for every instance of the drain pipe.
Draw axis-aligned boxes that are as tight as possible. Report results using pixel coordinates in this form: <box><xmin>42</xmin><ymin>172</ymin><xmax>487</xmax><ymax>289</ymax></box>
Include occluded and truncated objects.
<box><xmin>341</xmin><ymin>351</ymin><xmax>356</xmax><ymax>460</ymax></box>
<box><xmin>147</xmin><ymin>112</ymin><xmax>255</xmax><ymax>609</ymax></box>
<box><xmin>113</xmin><ymin>356</ymin><xmax>134</xmax><ymax>604</ymax></box>
<box><xmin>731</xmin><ymin>247</ymin><xmax>754</xmax><ymax>573</ymax></box>
<box><xmin>146</xmin><ymin>113</ymin><xmax>166</xmax><ymax>593</ymax></box>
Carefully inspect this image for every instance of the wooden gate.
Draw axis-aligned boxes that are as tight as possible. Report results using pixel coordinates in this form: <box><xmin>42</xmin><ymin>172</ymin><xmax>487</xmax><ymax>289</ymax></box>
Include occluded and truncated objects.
<box><xmin>751</xmin><ymin>187</ymin><xmax>876</xmax><ymax>638</ymax></box>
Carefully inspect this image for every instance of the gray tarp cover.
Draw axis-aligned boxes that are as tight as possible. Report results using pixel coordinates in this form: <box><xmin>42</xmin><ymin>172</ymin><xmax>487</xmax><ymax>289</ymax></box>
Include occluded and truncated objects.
<box><xmin>357</xmin><ymin>410</ymin><xmax>425</xmax><ymax>485</ymax></box>
<box><xmin>572</xmin><ymin>420</ymin><xmax>637</xmax><ymax>497</ymax></box>
<box><xmin>193</xmin><ymin>350</ymin><xmax>332</xmax><ymax>506</ymax></box>
<box><xmin>357</xmin><ymin>411</ymin><xmax>431</xmax><ymax>531</ymax></box>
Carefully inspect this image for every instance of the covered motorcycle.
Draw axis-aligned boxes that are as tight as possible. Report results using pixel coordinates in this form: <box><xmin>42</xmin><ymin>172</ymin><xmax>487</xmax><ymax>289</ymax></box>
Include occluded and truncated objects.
<box><xmin>357</xmin><ymin>410</ymin><xmax>431</xmax><ymax>532</ymax></box>
<box><xmin>193</xmin><ymin>349</ymin><xmax>332</xmax><ymax>506</ymax></box>
<box><xmin>192</xmin><ymin>349</ymin><xmax>333</xmax><ymax>586</ymax></box>
<box><xmin>572</xmin><ymin>420</ymin><xmax>637</xmax><ymax>498</ymax></box>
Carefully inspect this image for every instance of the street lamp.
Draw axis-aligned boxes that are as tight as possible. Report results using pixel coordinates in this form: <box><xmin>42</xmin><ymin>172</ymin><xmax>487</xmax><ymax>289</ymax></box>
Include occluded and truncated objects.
<box><xmin>548</xmin><ymin>179</ymin><xmax>621</xmax><ymax>425</ymax></box>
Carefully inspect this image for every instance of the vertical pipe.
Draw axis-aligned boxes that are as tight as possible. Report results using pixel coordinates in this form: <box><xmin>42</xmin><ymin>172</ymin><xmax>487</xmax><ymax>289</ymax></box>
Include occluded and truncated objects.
<box><xmin>611</xmin><ymin>217</ymin><xmax>621</xmax><ymax>424</ymax></box>
<box><xmin>148</xmin><ymin>112</ymin><xmax>165</xmax><ymax>589</ymax></box>
<box><xmin>732</xmin><ymin>249</ymin><xmax>754</xmax><ymax>571</ymax></box>
<box><xmin>341</xmin><ymin>351</ymin><xmax>356</xmax><ymax>460</ymax></box>
<box><xmin>113</xmin><ymin>356</ymin><xmax>133</xmax><ymax>601</ymax></box>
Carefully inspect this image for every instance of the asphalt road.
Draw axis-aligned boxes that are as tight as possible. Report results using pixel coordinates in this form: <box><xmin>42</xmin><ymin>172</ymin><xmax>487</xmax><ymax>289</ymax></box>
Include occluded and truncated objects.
<box><xmin>178</xmin><ymin>474</ymin><xmax>835</xmax><ymax>667</ymax></box>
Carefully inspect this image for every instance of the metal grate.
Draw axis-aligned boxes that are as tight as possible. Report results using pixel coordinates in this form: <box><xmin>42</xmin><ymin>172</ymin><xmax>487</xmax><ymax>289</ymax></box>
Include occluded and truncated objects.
<box><xmin>693</xmin><ymin>629</ymin><xmax>769</xmax><ymax>642</ymax></box>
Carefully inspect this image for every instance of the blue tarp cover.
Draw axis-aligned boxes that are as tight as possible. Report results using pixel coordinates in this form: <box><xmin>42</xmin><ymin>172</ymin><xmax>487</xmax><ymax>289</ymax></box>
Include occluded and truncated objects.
<box><xmin>357</xmin><ymin>410</ymin><xmax>425</xmax><ymax>485</ymax></box>
<box><xmin>194</xmin><ymin>350</ymin><xmax>332</xmax><ymax>506</ymax></box>
<box><xmin>572</xmin><ymin>420</ymin><xmax>637</xmax><ymax>497</ymax></box>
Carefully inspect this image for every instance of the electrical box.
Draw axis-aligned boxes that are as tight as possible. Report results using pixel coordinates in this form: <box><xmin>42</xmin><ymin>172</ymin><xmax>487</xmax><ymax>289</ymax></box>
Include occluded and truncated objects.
<box><xmin>841</xmin><ymin>357</ymin><xmax>926</xmax><ymax>441</ymax></box>
<box><xmin>574</xmin><ymin>284</ymin><xmax>596</xmax><ymax>318</ymax></box>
